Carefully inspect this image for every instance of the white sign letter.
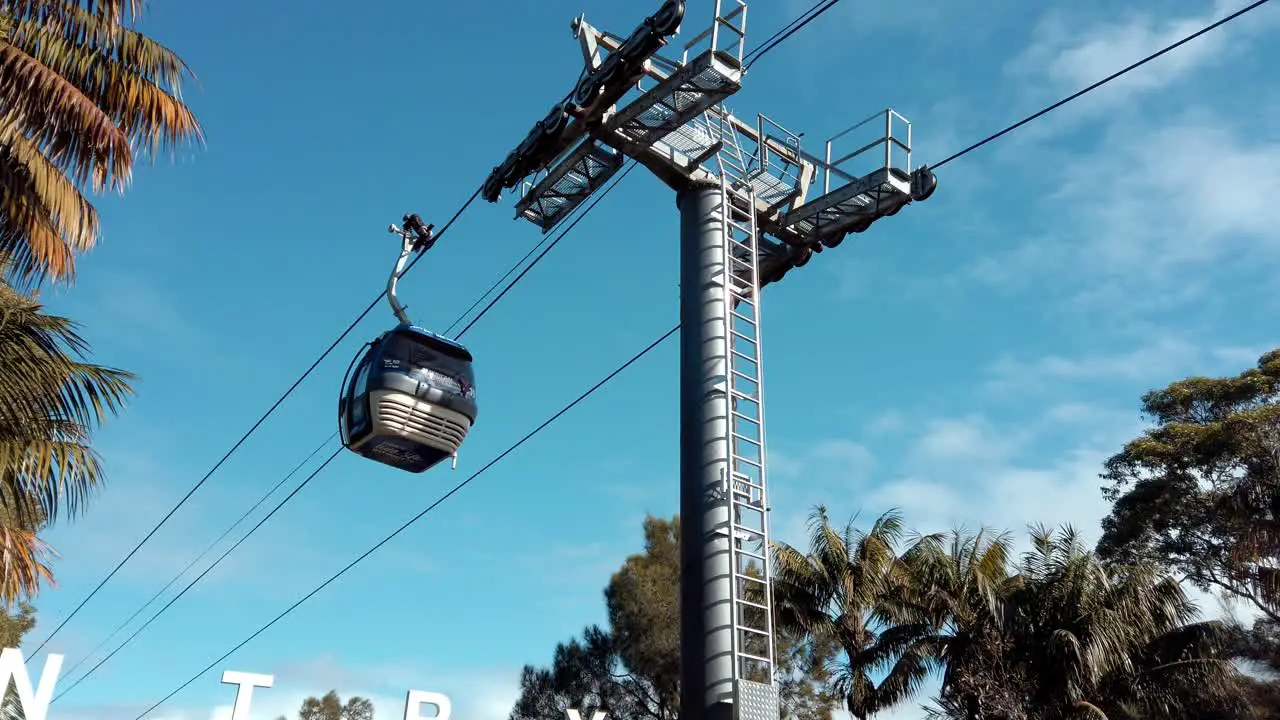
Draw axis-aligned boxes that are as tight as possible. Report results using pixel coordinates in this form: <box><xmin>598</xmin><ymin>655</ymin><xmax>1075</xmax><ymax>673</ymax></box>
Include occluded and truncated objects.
<box><xmin>565</xmin><ymin>710</ymin><xmax>607</xmax><ymax>720</ymax></box>
<box><xmin>404</xmin><ymin>690</ymin><xmax>451</xmax><ymax>720</ymax></box>
<box><xmin>0</xmin><ymin>648</ymin><xmax>63</xmax><ymax>720</ymax></box>
<box><xmin>222</xmin><ymin>670</ymin><xmax>274</xmax><ymax>720</ymax></box>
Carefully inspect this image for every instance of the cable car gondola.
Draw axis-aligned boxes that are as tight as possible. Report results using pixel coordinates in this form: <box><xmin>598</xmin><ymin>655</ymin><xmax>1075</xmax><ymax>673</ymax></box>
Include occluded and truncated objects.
<box><xmin>338</xmin><ymin>214</ymin><xmax>478</xmax><ymax>473</ymax></box>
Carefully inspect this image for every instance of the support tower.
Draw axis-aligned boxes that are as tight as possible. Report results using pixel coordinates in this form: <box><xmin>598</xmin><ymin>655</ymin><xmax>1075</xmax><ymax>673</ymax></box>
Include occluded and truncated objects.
<box><xmin>482</xmin><ymin>3</ymin><xmax>938</xmax><ymax>719</ymax></box>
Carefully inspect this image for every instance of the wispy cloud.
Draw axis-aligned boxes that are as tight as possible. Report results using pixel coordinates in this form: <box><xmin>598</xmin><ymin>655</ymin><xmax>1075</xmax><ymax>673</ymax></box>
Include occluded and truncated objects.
<box><xmin>983</xmin><ymin>335</ymin><xmax>1278</xmax><ymax>398</ymax></box>
<box><xmin>1003</xmin><ymin>0</ymin><xmax>1279</xmax><ymax>135</ymax></box>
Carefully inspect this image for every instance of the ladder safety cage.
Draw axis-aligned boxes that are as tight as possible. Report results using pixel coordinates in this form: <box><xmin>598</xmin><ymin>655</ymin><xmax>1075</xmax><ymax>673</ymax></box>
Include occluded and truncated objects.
<box><xmin>714</xmin><ymin>153</ymin><xmax>780</xmax><ymax>720</ymax></box>
<box><xmin>681</xmin><ymin>0</ymin><xmax>747</xmax><ymax>66</ymax></box>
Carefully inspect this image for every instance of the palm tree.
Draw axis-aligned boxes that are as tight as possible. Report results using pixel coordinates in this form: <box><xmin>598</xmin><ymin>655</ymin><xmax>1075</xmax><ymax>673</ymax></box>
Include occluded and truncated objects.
<box><xmin>0</xmin><ymin>0</ymin><xmax>200</xmax><ymax>604</ymax></box>
<box><xmin>772</xmin><ymin>506</ymin><xmax>927</xmax><ymax>718</ymax></box>
<box><xmin>876</xmin><ymin>528</ymin><xmax>1019</xmax><ymax>719</ymax></box>
<box><xmin>908</xmin><ymin>525</ymin><xmax>1248</xmax><ymax>719</ymax></box>
<box><xmin>0</xmin><ymin>278</ymin><xmax>132</xmax><ymax>606</ymax></box>
<box><xmin>1</xmin><ymin>0</ymin><xmax>203</xmax><ymax>290</ymax></box>
<box><xmin>1008</xmin><ymin>525</ymin><xmax>1245</xmax><ymax>719</ymax></box>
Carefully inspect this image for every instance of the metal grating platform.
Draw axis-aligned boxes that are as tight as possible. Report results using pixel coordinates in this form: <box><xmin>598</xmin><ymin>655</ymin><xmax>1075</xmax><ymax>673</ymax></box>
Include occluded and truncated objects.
<box><xmin>735</xmin><ymin>679</ymin><xmax>779</xmax><ymax>720</ymax></box>
<box><xmin>516</xmin><ymin>139</ymin><xmax>624</xmax><ymax>231</ymax></box>
<box><xmin>780</xmin><ymin>166</ymin><xmax>913</xmax><ymax>243</ymax></box>
<box><xmin>609</xmin><ymin>50</ymin><xmax>743</xmax><ymax>148</ymax></box>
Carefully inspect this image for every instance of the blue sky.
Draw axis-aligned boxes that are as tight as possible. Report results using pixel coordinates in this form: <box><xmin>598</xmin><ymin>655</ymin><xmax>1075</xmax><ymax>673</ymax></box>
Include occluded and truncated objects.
<box><xmin>16</xmin><ymin>0</ymin><xmax>1280</xmax><ymax>719</ymax></box>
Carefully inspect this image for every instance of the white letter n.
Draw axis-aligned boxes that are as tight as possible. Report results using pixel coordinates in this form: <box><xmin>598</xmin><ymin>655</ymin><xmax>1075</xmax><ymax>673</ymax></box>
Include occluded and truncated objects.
<box><xmin>0</xmin><ymin>648</ymin><xmax>63</xmax><ymax>720</ymax></box>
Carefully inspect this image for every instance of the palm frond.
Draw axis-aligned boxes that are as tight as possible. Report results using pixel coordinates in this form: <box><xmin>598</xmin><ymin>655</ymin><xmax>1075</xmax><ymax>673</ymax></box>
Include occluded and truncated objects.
<box><xmin>1</xmin><ymin>0</ymin><xmax>146</xmax><ymax>28</ymax></box>
<box><xmin>7</xmin><ymin>9</ymin><xmax>202</xmax><ymax>158</ymax></box>
<box><xmin>0</xmin><ymin>147</ymin><xmax>73</xmax><ymax>286</ymax></box>
<box><xmin>0</xmin><ymin>281</ymin><xmax>134</xmax><ymax>428</ymax></box>
<box><xmin>0</xmin><ymin>436</ymin><xmax>106</xmax><ymax>524</ymax></box>
<box><xmin>0</xmin><ymin>123</ymin><xmax>99</xmax><ymax>270</ymax></box>
<box><xmin>0</xmin><ymin>41</ymin><xmax>132</xmax><ymax>192</ymax></box>
<box><xmin>0</xmin><ymin>521</ymin><xmax>56</xmax><ymax>608</ymax></box>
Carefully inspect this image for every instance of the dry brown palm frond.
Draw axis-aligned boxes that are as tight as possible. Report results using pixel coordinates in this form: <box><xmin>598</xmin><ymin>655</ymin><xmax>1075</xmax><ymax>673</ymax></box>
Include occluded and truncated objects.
<box><xmin>0</xmin><ymin>147</ymin><xmax>74</xmax><ymax>286</ymax></box>
<box><xmin>0</xmin><ymin>40</ymin><xmax>133</xmax><ymax>193</ymax></box>
<box><xmin>7</xmin><ymin>3</ymin><xmax>182</xmax><ymax>84</ymax></box>
<box><xmin>7</xmin><ymin>8</ymin><xmax>203</xmax><ymax>158</ymax></box>
<box><xmin>0</xmin><ymin>521</ymin><xmax>56</xmax><ymax>608</ymax></box>
<box><xmin>0</xmin><ymin>122</ymin><xmax>99</xmax><ymax>252</ymax></box>
<box><xmin>0</xmin><ymin>0</ymin><xmax>201</xmax><ymax>287</ymax></box>
<box><xmin>1</xmin><ymin>0</ymin><xmax>146</xmax><ymax>27</ymax></box>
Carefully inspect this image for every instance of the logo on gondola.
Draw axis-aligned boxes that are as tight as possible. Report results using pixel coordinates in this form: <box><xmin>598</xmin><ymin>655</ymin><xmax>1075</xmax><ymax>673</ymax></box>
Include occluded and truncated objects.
<box><xmin>458</xmin><ymin>377</ymin><xmax>473</xmax><ymax>398</ymax></box>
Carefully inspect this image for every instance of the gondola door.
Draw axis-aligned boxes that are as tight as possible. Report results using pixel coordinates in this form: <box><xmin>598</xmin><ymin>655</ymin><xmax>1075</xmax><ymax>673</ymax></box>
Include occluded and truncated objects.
<box><xmin>342</xmin><ymin>351</ymin><xmax>375</xmax><ymax>446</ymax></box>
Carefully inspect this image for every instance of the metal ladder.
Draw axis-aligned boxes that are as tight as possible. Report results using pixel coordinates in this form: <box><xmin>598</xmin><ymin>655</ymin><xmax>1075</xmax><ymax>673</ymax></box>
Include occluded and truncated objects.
<box><xmin>716</xmin><ymin>107</ymin><xmax>755</xmax><ymax>185</ymax></box>
<box><xmin>715</xmin><ymin>156</ymin><xmax>779</xmax><ymax>720</ymax></box>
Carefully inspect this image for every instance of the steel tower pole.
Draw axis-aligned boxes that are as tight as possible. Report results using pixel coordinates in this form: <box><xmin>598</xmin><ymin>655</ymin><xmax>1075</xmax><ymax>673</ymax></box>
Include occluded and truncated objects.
<box><xmin>678</xmin><ymin>182</ymin><xmax>735</xmax><ymax>720</ymax></box>
<box><xmin>484</xmin><ymin>8</ymin><xmax>938</xmax><ymax>720</ymax></box>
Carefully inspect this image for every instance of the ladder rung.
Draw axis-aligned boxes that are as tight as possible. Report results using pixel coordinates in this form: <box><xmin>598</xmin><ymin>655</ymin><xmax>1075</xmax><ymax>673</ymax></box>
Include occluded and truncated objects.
<box><xmin>731</xmin><ymin>475</ymin><xmax>763</xmax><ymax>490</ymax></box>
<box><xmin>736</xmin><ymin>651</ymin><xmax>772</xmax><ymax>664</ymax></box>
<box><xmin>730</xmin><ymin>310</ymin><xmax>756</xmax><ymax>326</ymax></box>
<box><xmin>731</xmin><ymin>431</ymin><xmax>760</xmax><ymax>448</ymax></box>
<box><xmin>730</xmin><ymin>329</ymin><xmax>757</xmax><ymax>344</ymax></box>
<box><xmin>731</xmin><ymin>368</ymin><xmax>758</xmax><ymax>385</ymax></box>
<box><xmin>738</xmin><ymin>625</ymin><xmax>771</xmax><ymax>637</ymax></box>
<box><xmin>735</xmin><ymin>597</ymin><xmax>770</xmax><ymax>611</ymax></box>
<box><xmin>730</xmin><ymin>347</ymin><xmax>758</xmax><ymax>364</ymax></box>
<box><xmin>732</xmin><ymin>547</ymin><xmax>767</xmax><ymax>562</ymax></box>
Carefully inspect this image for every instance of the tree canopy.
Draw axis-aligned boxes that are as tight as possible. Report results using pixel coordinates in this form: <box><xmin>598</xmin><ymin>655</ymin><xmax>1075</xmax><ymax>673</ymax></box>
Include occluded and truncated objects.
<box><xmin>1097</xmin><ymin>348</ymin><xmax>1280</xmax><ymax>622</ymax></box>
<box><xmin>508</xmin><ymin>515</ymin><xmax>839</xmax><ymax>720</ymax></box>
<box><xmin>1096</xmin><ymin>346</ymin><xmax>1280</xmax><ymax>717</ymax></box>
<box><xmin>512</xmin><ymin>502</ymin><xmax>1266</xmax><ymax>718</ymax></box>
<box><xmin>286</xmin><ymin>691</ymin><xmax>375</xmax><ymax>720</ymax></box>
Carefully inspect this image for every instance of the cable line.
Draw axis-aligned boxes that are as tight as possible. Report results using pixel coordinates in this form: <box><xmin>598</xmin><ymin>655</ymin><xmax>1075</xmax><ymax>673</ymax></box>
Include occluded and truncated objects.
<box><xmin>38</xmin><ymin>0</ymin><xmax>852</xmax><ymax>650</ymax></box>
<box><xmin>57</xmin><ymin>158</ymin><xmax>642</xmax><ymax>690</ymax></box>
<box><xmin>52</xmin><ymin>447</ymin><xmax>342</xmax><ymax>703</ymax></box>
<box><xmin>445</xmin><ymin>161</ymin><xmax>638</xmax><ymax>337</ymax></box>
<box><xmin>55</xmin><ymin>433</ymin><xmax>336</xmax><ymax>681</ymax></box>
<box><xmin>133</xmin><ymin>324</ymin><xmax>680</xmax><ymax>720</ymax></box>
<box><xmin>455</xmin><ymin>161</ymin><xmax>639</xmax><ymax>339</ymax></box>
<box><xmin>30</xmin><ymin>187</ymin><xmax>484</xmax><ymax>656</ymax></box>
<box><xmin>932</xmin><ymin>0</ymin><xmax>1272</xmax><ymax>169</ymax></box>
<box><xmin>77</xmin><ymin>0</ymin><xmax>1214</xmax><ymax>698</ymax></box>
<box><xmin>743</xmin><ymin>0</ymin><xmax>844</xmax><ymax>69</ymax></box>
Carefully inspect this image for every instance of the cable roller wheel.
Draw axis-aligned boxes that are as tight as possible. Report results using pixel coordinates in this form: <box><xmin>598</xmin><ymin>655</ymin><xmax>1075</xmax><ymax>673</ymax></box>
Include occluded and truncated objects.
<box><xmin>650</xmin><ymin>0</ymin><xmax>685</xmax><ymax>36</ymax></box>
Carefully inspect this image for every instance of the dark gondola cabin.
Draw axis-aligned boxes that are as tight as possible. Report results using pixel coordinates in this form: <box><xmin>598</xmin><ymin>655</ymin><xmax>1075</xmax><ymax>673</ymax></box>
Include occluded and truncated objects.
<box><xmin>339</xmin><ymin>323</ymin><xmax>478</xmax><ymax>473</ymax></box>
